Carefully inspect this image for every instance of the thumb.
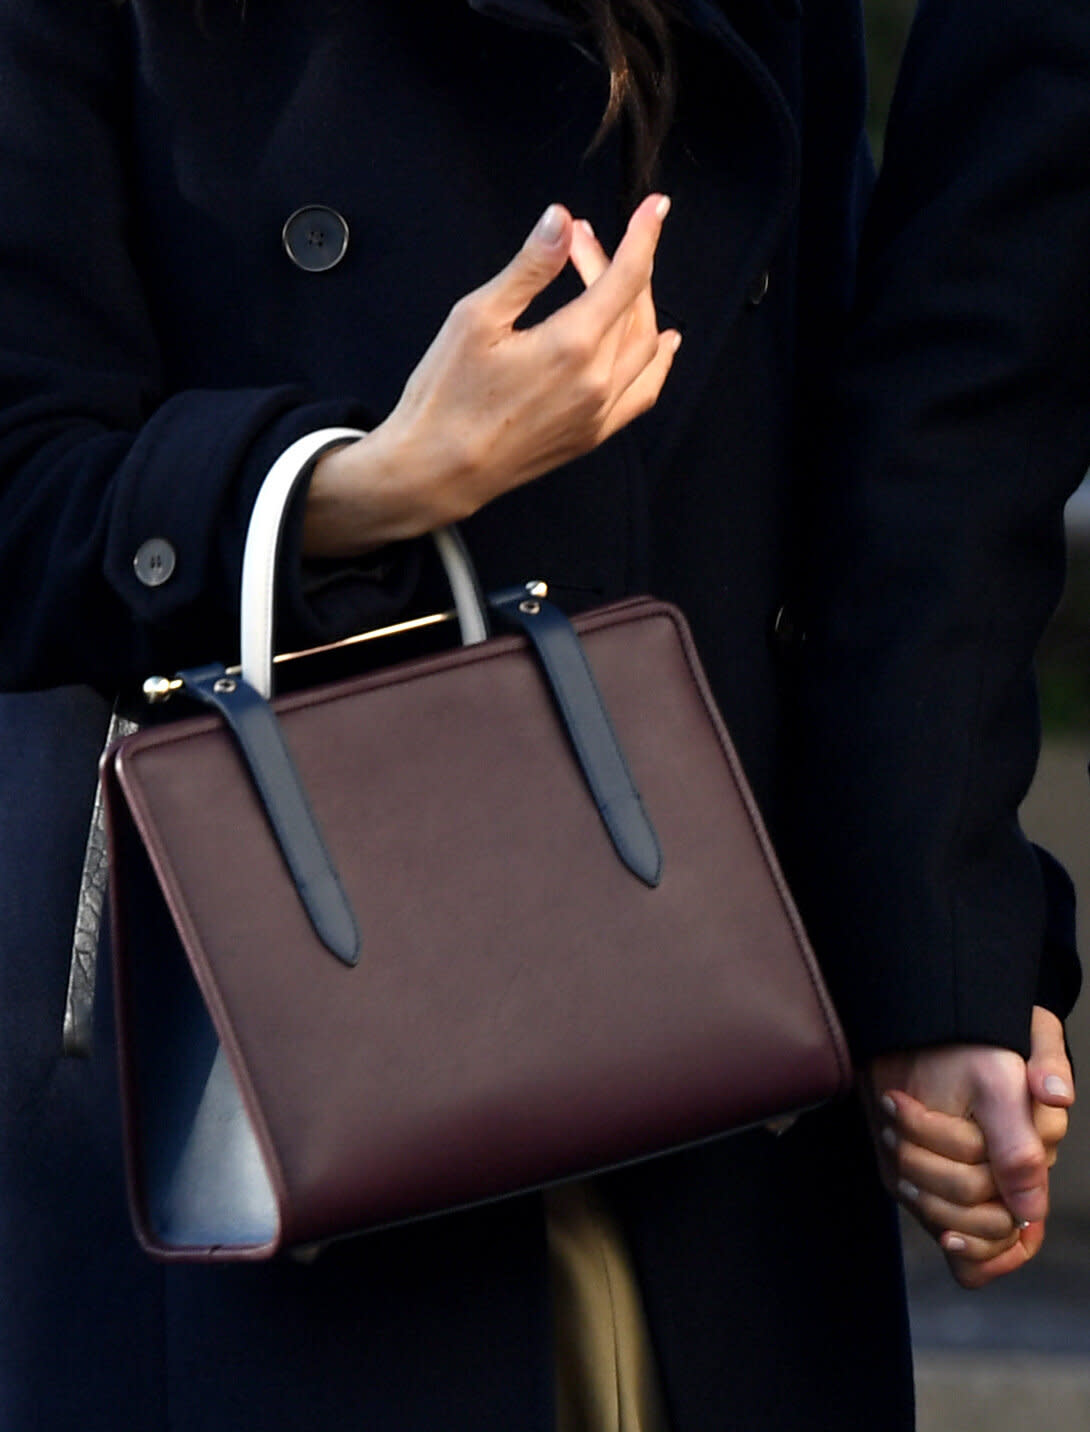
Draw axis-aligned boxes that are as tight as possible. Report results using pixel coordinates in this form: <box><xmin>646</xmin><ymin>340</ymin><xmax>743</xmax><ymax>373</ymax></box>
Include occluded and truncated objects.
<box><xmin>478</xmin><ymin>203</ymin><xmax>573</xmax><ymax>326</ymax></box>
<box><xmin>972</xmin><ymin>1058</ymin><xmax>1050</xmax><ymax>1227</ymax></box>
<box><xmin>1026</xmin><ymin>1005</ymin><xmax>1075</xmax><ymax>1107</ymax></box>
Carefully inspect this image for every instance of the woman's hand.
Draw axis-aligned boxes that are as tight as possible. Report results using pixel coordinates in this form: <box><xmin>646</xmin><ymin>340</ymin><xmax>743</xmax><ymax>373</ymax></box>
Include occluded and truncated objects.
<box><xmin>862</xmin><ymin>1007</ymin><xmax>1074</xmax><ymax>1289</ymax></box>
<box><xmin>303</xmin><ymin>195</ymin><xmax>680</xmax><ymax>557</ymax></box>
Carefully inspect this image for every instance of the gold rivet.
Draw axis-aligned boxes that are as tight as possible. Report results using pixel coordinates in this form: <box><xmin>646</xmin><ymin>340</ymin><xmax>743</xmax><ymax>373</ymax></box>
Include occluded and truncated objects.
<box><xmin>518</xmin><ymin>599</ymin><xmax>541</xmax><ymax>615</ymax></box>
<box><xmin>143</xmin><ymin>675</ymin><xmax>174</xmax><ymax>703</ymax></box>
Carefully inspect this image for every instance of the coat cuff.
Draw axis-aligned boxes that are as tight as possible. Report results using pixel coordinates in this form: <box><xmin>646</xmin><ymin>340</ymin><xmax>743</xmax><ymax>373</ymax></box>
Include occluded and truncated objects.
<box><xmin>1033</xmin><ymin>843</ymin><xmax>1082</xmax><ymax>1020</ymax></box>
<box><xmin>102</xmin><ymin>389</ymin><xmax>419</xmax><ymax>676</ymax></box>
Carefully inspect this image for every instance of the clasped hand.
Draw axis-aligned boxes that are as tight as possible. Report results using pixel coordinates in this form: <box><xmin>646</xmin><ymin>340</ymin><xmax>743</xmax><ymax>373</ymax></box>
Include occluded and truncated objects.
<box><xmin>303</xmin><ymin>195</ymin><xmax>680</xmax><ymax>557</ymax></box>
<box><xmin>863</xmin><ymin>1006</ymin><xmax>1074</xmax><ymax>1288</ymax></box>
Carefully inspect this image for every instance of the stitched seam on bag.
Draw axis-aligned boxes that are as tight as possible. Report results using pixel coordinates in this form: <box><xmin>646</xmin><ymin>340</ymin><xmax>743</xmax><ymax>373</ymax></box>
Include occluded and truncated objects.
<box><xmin>658</xmin><ymin>607</ymin><xmax>853</xmax><ymax>1085</ymax></box>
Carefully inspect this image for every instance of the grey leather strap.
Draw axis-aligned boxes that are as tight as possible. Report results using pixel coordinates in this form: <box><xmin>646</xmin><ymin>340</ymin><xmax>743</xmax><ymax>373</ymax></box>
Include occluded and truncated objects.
<box><xmin>63</xmin><ymin>707</ymin><xmax>139</xmax><ymax>1056</ymax></box>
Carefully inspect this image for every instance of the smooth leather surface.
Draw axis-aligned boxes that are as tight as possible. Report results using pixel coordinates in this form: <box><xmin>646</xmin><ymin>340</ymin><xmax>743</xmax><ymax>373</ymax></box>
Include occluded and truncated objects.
<box><xmin>104</xmin><ymin>598</ymin><xmax>851</xmax><ymax>1258</ymax></box>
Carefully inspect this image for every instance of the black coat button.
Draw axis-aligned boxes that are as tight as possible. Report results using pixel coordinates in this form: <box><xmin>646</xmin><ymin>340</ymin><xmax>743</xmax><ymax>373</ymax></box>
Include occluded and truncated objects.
<box><xmin>133</xmin><ymin>538</ymin><xmax>177</xmax><ymax>587</ymax></box>
<box><xmin>747</xmin><ymin>269</ymin><xmax>770</xmax><ymax>306</ymax></box>
<box><xmin>771</xmin><ymin>603</ymin><xmax>805</xmax><ymax>647</ymax></box>
<box><xmin>282</xmin><ymin>206</ymin><xmax>350</xmax><ymax>272</ymax></box>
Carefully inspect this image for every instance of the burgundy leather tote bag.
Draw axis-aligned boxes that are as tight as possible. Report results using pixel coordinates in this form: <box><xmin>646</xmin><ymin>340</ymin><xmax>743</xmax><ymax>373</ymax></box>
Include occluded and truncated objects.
<box><xmin>102</xmin><ymin>430</ymin><xmax>851</xmax><ymax>1261</ymax></box>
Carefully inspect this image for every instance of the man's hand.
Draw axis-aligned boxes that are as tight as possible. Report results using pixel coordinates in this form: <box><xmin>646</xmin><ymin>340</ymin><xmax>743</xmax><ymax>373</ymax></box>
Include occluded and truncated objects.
<box><xmin>862</xmin><ymin>1007</ymin><xmax>1074</xmax><ymax>1288</ymax></box>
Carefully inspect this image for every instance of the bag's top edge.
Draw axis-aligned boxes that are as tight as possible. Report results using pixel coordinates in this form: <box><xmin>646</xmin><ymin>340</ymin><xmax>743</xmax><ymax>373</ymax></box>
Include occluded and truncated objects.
<box><xmin>110</xmin><ymin>596</ymin><xmax>687</xmax><ymax>760</ymax></box>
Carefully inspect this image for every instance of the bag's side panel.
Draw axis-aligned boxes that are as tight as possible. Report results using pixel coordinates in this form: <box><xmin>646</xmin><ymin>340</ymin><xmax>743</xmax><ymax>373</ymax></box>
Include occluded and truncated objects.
<box><xmin>103</xmin><ymin>753</ymin><xmax>280</xmax><ymax>1258</ymax></box>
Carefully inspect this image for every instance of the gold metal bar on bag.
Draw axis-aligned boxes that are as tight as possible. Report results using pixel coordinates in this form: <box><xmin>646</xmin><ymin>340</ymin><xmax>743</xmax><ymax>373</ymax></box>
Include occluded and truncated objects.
<box><xmin>143</xmin><ymin>607</ymin><xmax>459</xmax><ymax>704</ymax></box>
<box><xmin>142</xmin><ymin>581</ymin><xmax>550</xmax><ymax>705</ymax></box>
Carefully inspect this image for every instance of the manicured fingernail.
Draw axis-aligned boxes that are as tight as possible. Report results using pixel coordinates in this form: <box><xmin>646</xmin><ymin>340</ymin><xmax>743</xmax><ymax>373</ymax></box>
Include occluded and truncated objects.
<box><xmin>535</xmin><ymin>204</ymin><xmax>565</xmax><ymax>245</ymax></box>
<box><xmin>1044</xmin><ymin>1075</ymin><xmax>1072</xmax><ymax>1099</ymax></box>
<box><xmin>944</xmin><ymin>1235</ymin><xmax>967</xmax><ymax>1253</ymax></box>
<box><xmin>654</xmin><ymin>194</ymin><xmax>671</xmax><ymax>220</ymax></box>
<box><xmin>880</xmin><ymin>1094</ymin><xmax>897</xmax><ymax>1118</ymax></box>
<box><xmin>881</xmin><ymin>1127</ymin><xmax>898</xmax><ymax>1151</ymax></box>
<box><xmin>577</xmin><ymin>218</ymin><xmax>596</xmax><ymax>240</ymax></box>
<box><xmin>897</xmin><ymin>1179</ymin><xmax>920</xmax><ymax>1203</ymax></box>
<box><xmin>669</xmin><ymin>331</ymin><xmax>682</xmax><ymax>354</ymax></box>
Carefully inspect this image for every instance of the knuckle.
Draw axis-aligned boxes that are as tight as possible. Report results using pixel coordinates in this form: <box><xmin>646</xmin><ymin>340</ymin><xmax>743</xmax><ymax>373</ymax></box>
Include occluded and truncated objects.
<box><xmin>974</xmin><ymin>1051</ymin><xmax>1027</xmax><ymax>1098</ymax></box>
<box><xmin>888</xmin><ymin>1142</ymin><xmax>913</xmax><ymax>1179</ymax></box>
<box><xmin>628</xmin><ymin>383</ymin><xmax>659</xmax><ymax>420</ymax></box>
<box><xmin>1004</xmin><ymin>1144</ymin><xmax>1048</xmax><ymax>1181</ymax></box>
<box><xmin>963</xmin><ymin>1167</ymin><xmax>997</xmax><ymax>1204</ymax></box>
<box><xmin>952</xmin><ymin>1262</ymin><xmax>988</xmax><ymax>1290</ymax></box>
<box><xmin>573</xmin><ymin>367</ymin><xmax>613</xmax><ymax>416</ymax></box>
<box><xmin>636</xmin><ymin>329</ymin><xmax>660</xmax><ymax>370</ymax></box>
<box><xmin>619</xmin><ymin>252</ymin><xmax>654</xmax><ymax>291</ymax></box>
<box><xmin>555</xmin><ymin>326</ymin><xmax>598</xmax><ymax>371</ymax></box>
<box><xmin>978</xmin><ymin>1209</ymin><xmax>1016</xmax><ymax>1240</ymax></box>
<box><xmin>447</xmin><ymin>293</ymin><xmax>485</xmax><ymax>338</ymax></box>
<box><xmin>642</xmin><ymin>359</ymin><xmax>673</xmax><ymax>407</ymax></box>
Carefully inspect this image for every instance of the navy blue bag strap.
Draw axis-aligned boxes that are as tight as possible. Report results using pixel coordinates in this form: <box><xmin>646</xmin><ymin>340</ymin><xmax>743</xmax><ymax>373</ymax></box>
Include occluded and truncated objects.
<box><xmin>490</xmin><ymin>589</ymin><xmax>662</xmax><ymax>888</ymax></box>
<box><xmin>178</xmin><ymin>662</ymin><xmax>361</xmax><ymax>967</ymax></box>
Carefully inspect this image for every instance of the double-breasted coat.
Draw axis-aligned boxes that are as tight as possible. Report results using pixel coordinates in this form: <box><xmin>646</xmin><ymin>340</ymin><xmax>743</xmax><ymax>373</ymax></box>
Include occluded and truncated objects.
<box><xmin>1</xmin><ymin>0</ymin><xmax>1087</xmax><ymax>1428</ymax></box>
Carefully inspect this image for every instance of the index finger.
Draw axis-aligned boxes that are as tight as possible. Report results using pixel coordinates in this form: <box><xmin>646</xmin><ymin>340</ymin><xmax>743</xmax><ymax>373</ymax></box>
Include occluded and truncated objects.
<box><xmin>545</xmin><ymin>193</ymin><xmax>670</xmax><ymax>341</ymax></box>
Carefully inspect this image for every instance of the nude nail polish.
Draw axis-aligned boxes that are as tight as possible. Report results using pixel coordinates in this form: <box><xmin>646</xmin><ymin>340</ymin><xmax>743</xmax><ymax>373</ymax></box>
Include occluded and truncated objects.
<box><xmin>535</xmin><ymin>205</ymin><xmax>565</xmax><ymax>245</ymax></box>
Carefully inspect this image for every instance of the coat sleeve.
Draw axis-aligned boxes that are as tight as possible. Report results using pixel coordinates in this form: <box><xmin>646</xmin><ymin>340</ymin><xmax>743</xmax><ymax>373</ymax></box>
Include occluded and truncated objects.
<box><xmin>793</xmin><ymin>0</ymin><xmax>1090</xmax><ymax>1061</ymax></box>
<box><xmin>0</xmin><ymin>0</ymin><xmax>415</xmax><ymax>696</ymax></box>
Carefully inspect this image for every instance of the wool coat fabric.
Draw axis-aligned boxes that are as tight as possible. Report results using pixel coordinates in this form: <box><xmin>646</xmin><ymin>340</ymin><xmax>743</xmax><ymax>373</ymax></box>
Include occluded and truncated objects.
<box><xmin>0</xmin><ymin>1</ymin><xmax>1087</xmax><ymax>1429</ymax></box>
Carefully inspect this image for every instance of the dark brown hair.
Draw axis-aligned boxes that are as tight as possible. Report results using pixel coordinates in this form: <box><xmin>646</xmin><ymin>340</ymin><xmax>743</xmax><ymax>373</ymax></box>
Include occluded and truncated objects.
<box><xmin>556</xmin><ymin>0</ymin><xmax>681</xmax><ymax>194</ymax></box>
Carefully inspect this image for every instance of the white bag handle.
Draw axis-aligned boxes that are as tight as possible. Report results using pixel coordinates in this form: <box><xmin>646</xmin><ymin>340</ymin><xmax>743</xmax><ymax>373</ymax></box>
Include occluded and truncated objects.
<box><xmin>241</xmin><ymin>428</ymin><xmax>489</xmax><ymax>699</ymax></box>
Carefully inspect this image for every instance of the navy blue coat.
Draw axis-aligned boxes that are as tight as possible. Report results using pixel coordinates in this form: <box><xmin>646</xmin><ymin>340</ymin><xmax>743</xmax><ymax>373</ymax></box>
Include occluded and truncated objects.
<box><xmin>0</xmin><ymin>1</ymin><xmax>1086</xmax><ymax>1428</ymax></box>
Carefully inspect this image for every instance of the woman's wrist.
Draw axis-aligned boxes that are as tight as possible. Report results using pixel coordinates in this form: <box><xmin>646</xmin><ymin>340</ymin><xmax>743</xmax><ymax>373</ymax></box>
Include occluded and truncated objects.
<box><xmin>302</xmin><ymin>418</ymin><xmax>429</xmax><ymax>557</ymax></box>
